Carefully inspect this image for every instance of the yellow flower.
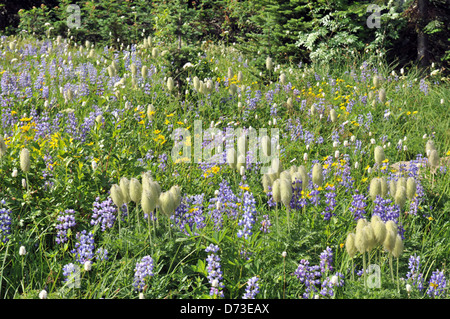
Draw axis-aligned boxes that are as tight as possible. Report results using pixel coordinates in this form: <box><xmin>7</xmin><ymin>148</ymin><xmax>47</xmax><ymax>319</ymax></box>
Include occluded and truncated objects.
<box><xmin>138</xmin><ymin>120</ymin><xmax>145</xmax><ymax>125</ymax></box>
<box><xmin>211</xmin><ymin>166</ymin><xmax>220</xmax><ymax>174</ymax></box>
<box><xmin>361</xmin><ymin>177</ymin><xmax>368</xmax><ymax>182</ymax></box>
<box><xmin>20</xmin><ymin>117</ymin><xmax>33</xmax><ymax>122</ymax></box>
<box><xmin>239</xmin><ymin>185</ymin><xmax>250</xmax><ymax>192</ymax></box>
<box><xmin>428</xmin><ymin>216</ymin><xmax>433</xmax><ymax>221</ymax></box>
<box><xmin>340</xmin><ymin>243</ymin><xmax>344</xmax><ymax>249</ymax></box>
<box><xmin>177</xmin><ymin>121</ymin><xmax>184</xmax><ymax>125</ymax></box>
<box><xmin>153</xmin><ymin>130</ymin><xmax>161</xmax><ymax>135</ymax></box>
<box><xmin>166</xmin><ymin>113</ymin><xmax>175</xmax><ymax>117</ymax></box>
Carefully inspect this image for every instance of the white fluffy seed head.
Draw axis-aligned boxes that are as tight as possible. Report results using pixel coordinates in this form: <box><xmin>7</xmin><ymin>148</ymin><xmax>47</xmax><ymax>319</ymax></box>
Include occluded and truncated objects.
<box><xmin>226</xmin><ymin>148</ymin><xmax>237</xmax><ymax>169</ymax></box>
<box><xmin>129</xmin><ymin>178</ymin><xmax>142</xmax><ymax>203</ymax></box>
<box><xmin>119</xmin><ymin>177</ymin><xmax>131</xmax><ymax>204</ymax></box>
<box><xmin>0</xmin><ymin>135</ymin><xmax>7</xmax><ymax>157</ymax></box>
<box><xmin>167</xmin><ymin>77</ymin><xmax>174</xmax><ymax>91</ymax></box>
<box><xmin>389</xmin><ymin>179</ymin><xmax>397</xmax><ymax>198</ymax></box>
<box><xmin>20</xmin><ymin>148</ymin><xmax>31</xmax><ymax>172</ymax></box>
<box><xmin>406</xmin><ymin>177</ymin><xmax>417</xmax><ymax>200</ymax></box>
<box><xmin>272</xmin><ymin>179</ymin><xmax>281</xmax><ymax>203</ymax></box>
<box><xmin>372</xmin><ymin>220</ymin><xmax>387</xmax><ymax>245</ymax></box>
<box><xmin>425</xmin><ymin>139</ymin><xmax>436</xmax><ymax>154</ymax></box>
<box><xmin>280</xmin><ymin>178</ymin><xmax>293</xmax><ymax>209</ymax></box>
<box><xmin>330</xmin><ymin>109</ymin><xmax>337</xmax><ymax>123</ymax></box>
<box><xmin>369</xmin><ymin>178</ymin><xmax>381</xmax><ymax>200</ymax></box>
<box><xmin>159</xmin><ymin>191</ymin><xmax>175</xmax><ymax>216</ymax></box>
<box><xmin>380</xmin><ymin>176</ymin><xmax>388</xmax><ymax>198</ymax></box>
<box><xmin>379</xmin><ymin>88</ymin><xmax>386</xmax><ymax>103</ymax></box>
<box><xmin>312</xmin><ymin>163</ymin><xmax>323</xmax><ymax>187</ymax></box>
<box><xmin>385</xmin><ymin>220</ymin><xmax>398</xmax><ymax>236</ymax></box>
<box><xmin>355</xmin><ymin>227</ymin><xmax>368</xmax><ymax>254</ymax></box>
<box><xmin>428</xmin><ymin>149</ymin><xmax>440</xmax><ymax>167</ymax></box>
<box><xmin>141</xmin><ymin>189</ymin><xmax>157</xmax><ymax>215</ymax></box>
<box><xmin>383</xmin><ymin>230</ymin><xmax>396</xmax><ymax>253</ymax></box>
<box><xmin>374</xmin><ymin>146</ymin><xmax>385</xmax><ymax>165</ymax></box>
<box><xmin>262</xmin><ymin>174</ymin><xmax>271</xmax><ymax>193</ymax></box>
<box><xmin>364</xmin><ymin>224</ymin><xmax>376</xmax><ymax>252</ymax></box>
<box><xmin>395</xmin><ymin>186</ymin><xmax>407</xmax><ymax>208</ymax></box>
<box><xmin>356</xmin><ymin>218</ymin><xmax>368</xmax><ymax>234</ymax></box>
<box><xmin>392</xmin><ymin>234</ymin><xmax>404</xmax><ymax>258</ymax></box>
<box><xmin>345</xmin><ymin>233</ymin><xmax>357</xmax><ymax>258</ymax></box>
<box><xmin>110</xmin><ymin>184</ymin><xmax>124</xmax><ymax>208</ymax></box>
<box><xmin>169</xmin><ymin>185</ymin><xmax>182</xmax><ymax>209</ymax></box>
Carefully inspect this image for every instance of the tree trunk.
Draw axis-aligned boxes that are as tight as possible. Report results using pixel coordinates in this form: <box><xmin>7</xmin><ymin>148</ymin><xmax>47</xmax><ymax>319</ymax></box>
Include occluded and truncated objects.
<box><xmin>417</xmin><ymin>0</ymin><xmax>429</xmax><ymax>67</ymax></box>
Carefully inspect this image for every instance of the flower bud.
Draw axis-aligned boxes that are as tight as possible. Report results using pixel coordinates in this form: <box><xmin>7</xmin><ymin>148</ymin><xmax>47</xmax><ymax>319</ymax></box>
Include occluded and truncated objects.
<box><xmin>84</xmin><ymin>260</ymin><xmax>92</xmax><ymax>271</ymax></box>
<box><xmin>19</xmin><ymin>246</ymin><xmax>26</xmax><ymax>256</ymax></box>
<box><xmin>39</xmin><ymin>290</ymin><xmax>48</xmax><ymax>299</ymax></box>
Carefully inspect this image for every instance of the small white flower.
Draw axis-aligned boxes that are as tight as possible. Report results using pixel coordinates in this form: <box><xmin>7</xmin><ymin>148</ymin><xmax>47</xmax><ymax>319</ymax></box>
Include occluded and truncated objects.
<box><xmin>355</xmin><ymin>161</ymin><xmax>359</xmax><ymax>169</ymax></box>
<box><xmin>406</xmin><ymin>283</ymin><xmax>412</xmax><ymax>293</ymax></box>
<box><xmin>211</xmin><ymin>279</ymin><xmax>219</xmax><ymax>288</ymax></box>
<box><xmin>343</xmin><ymin>140</ymin><xmax>349</xmax><ymax>147</ymax></box>
<box><xmin>19</xmin><ymin>246</ymin><xmax>26</xmax><ymax>256</ymax></box>
<box><xmin>331</xmin><ymin>275</ymin><xmax>339</xmax><ymax>285</ymax></box>
<box><xmin>39</xmin><ymin>290</ymin><xmax>48</xmax><ymax>299</ymax></box>
<box><xmin>12</xmin><ymin>168</ymin><xmax>18</xmax><ymax>177</ymax></box>
<box><xmin>22</xmin><ymin>178</ymin><xmax>27</xmax><ymax>189</ymax></box>
<box><xmin>334</xmin><ymin>150</ymin><xmax>340</xmax><ymax>159</ymax></box>
<box><xmin>84</xmin><ymin>260</ymin><xmax>92</xmax><ymax>271</ymax></box>
<box><xmin>139</xmin><ymin>292</ymin><xmax>145</xmax><ymax>299</ymax></box>
<box><xmin>303</xmin><ymin>153</ymin><xmax>308</xmax><ymax>161</ymax></box>
<box><xmin>282</xmin><ymin>251</ymin><xmax>287</xmax><ymax>258</ymax></box>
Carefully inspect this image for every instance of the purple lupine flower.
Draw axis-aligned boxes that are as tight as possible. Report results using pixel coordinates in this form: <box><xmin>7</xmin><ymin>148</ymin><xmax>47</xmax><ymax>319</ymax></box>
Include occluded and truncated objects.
<box><xmin>90</xmin><ymin>197</ymin><xmax>117</xmax><ymax>231</ymax></box>
<box><xmin>260</xmin><ymin>214</ymin><xmax>272</xmax><ymax>233</ymax></box>
<box><xmin>55</xmin><ymin>209</ymin><xmax>76</xmax><ymax>244</ymax></box>
<box><xmin>320</xmin><ymin>272</ymin><xmax>344</xmax><ymax>297</ymax></box>
<box><xmin>208</xmin><ymin>180</ymin><xmax>240</xmax><ymax>230</ymax></box>
<box><xmin>71</xmin><ymin>230</ymin><xmax>95</xmax><ymax>264</ymax></box>
<box><xmin>62</xmin><ymin>263</ymin><xmax>78</xmax><ymax>284</ymax></box>
<box><xmin>349</xmin><ymin>191</ymin><xmax>367</xmax><ymax>220</ymax></box>
<box><xmin>205</xmin><ymin>244</ymin><xmax>224</xmax><ymax>298</ymax></box>
<box><xmin>172</xmin><ymin>194</ymin><xmax>206</xmax><ymax>235</ymax></box>
<box><xmin>294</xmin><ymin>259</ymin><xmax>321</xmax><ymax>299</ymax></box>
<box><xmin>427</xmin><ymin>270</ymin><xmax>446</xmax><ymax>298</ymax></box>
<box><xmin>322</xmin><ymin>185</ymin><xmax>336</xmax><ymax>221</ymax></box>
<box><xmin>0</xmin><ymin>207</ymin><xmax>12</xmax><ymax>243</ymax></box>
<box><xmin>237</xmin><ymin>187</ymin><xmax>257</xmax><ymax>240</ymax></box>
<box><xmin>243</xmin><ymin>276</ymin><xmax>260</xmax><ymax>299</ymax></box>
<box><xmin>319</xmin><ymin>247</ymin><xmax>334</xmax><ymax>274</ymax></box>
<box><xmin>133</xmin><ymin>256</ymin><xmax>154</xmax><ymax>292</ymax></box>
<box><xmin>405</xmin><ymin>254</ymin><xmax>424</xmax><ymax>291</ymax></box>
<box><xmin>96</xmin><ymin>248</ymin><xmax>108</xmax><ymax>261</ymax></box>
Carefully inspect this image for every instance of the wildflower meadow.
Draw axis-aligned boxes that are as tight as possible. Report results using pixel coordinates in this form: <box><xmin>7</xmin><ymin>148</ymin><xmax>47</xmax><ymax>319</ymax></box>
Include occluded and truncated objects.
<box><xmin>0</xmin><ymin>0</ymin><xmax>449</xmax><ymax>304</ymax></box>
